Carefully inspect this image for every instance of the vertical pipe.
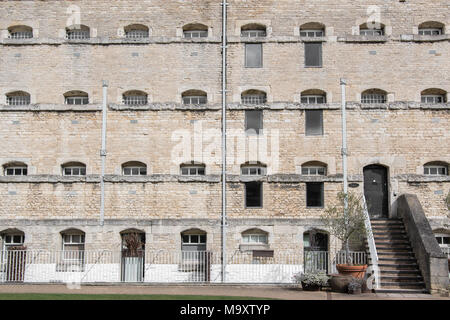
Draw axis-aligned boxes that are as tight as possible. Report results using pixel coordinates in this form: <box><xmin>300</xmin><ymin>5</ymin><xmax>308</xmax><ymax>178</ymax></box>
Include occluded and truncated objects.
<box><xmin>340</xmin><ymin>78</ymin><xmax>350</xmax><ymax>262</ymax></box>
<box><xmin>221</xmin><ymin>0</ymin><xmax>228</xmax><ymax>283</ymax></box>
<box><xmin>100</xmin><ymin>80</ymin><xmax>108</xmax><ymax>226</ymax></box>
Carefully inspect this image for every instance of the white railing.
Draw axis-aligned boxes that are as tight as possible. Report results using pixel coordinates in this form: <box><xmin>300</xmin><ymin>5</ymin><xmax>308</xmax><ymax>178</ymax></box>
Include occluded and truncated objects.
<box><xmin>363</xmin><ymin>195</ymin><xmax>380</xmax><ymax>289</ymax></box>
<box><xmin>0</xmin><ymin>249</ymin><xmax>367</xmax><ymax>284</ymax></box>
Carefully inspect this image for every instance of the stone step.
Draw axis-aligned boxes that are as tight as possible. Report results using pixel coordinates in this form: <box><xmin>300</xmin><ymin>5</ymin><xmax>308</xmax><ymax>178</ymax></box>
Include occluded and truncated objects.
<box><xmin>380</xmin><ymin>275</ymin><xmax>423</xmax><ymax>282</ymax></box>
<box><xmin>378</xmin><ymin>263</ymin><xmax>420</xmax><ymax>270</ymax></box>
<box><xmin>374</xmin><ymin>288</ymin><xmax>428</xmax><ymax>294</ymax></box>
<box><xmin>377</xmin><ymin>257</ymin><xmax>418</xmax><ymax>262</ymax></box>
<box><xmin>373</xmin><ymin>244</ymin><xmax>413</xmax><ymax>250</ymax></box>
<box><xmin>379</xmin><ymin>282</ymin><xmax>426</xmax><ymax>289</ymax></box>
<box><xmin>373</xmin><ymin>230</ymin><xmax>407</xmax><ymax>236</ymax></box>
<box><xmin>379</xmin><ymin>270</ymin><xmax>422</xmax><ymax>277</ymax></box>
<box><xmin>372</xmin><ymin>225</ymin><xmax>405</xmax><ymax>230</ymax></box>
<box><xmin>371</xmin><ymin>235</ymin><xmax>409</xmax><ymax>241</ymax></box>
<box><xmin>377</xmin><ymin>252</ymin><xmax>415</xmax><ymax>259</ymax></box>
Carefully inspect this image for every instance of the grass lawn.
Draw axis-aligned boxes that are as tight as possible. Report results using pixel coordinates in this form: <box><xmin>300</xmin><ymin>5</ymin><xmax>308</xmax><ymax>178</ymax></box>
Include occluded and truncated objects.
<box><xmin>0</xmin><ymin>293</ymin><xmax>275</xmax><ymax>300</ymax></box>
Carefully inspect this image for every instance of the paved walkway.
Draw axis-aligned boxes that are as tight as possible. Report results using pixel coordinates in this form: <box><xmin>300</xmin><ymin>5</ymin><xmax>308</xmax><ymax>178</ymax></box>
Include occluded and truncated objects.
<box><xmin>0</xmin><ymin>284</ymin><xmax>448</xmax><ymax>300</ymax></box>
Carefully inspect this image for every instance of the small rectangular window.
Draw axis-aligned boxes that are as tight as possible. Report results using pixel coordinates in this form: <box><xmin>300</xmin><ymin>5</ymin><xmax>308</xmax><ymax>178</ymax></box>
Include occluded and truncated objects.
<box><xmin>245</xmin><ymin>43</ymin><xmax>263</xmax><ymax>68</ymax></box>
<box><xmin>305</xmin><ymin>42</ymin><xmax>322</xmax><ymax>67</ymax></box>
<box><xmin>245</xmin><ymin>110</ymin><xmax>263</xmax><ymax>135</ymax></box>
<box><xmin>305</xmin><ymin>110</ymin><xmax>323</xmax><ymax>136</ymax></box>
<box><xmin>306</xmin><ymin>182</ymin><xmax>324</xmax><ymax>208</ymax></box>
<box><xmin>245</xmin><ymin>182</ymin><xmax>262</xmax><ymax>208</ymax></box>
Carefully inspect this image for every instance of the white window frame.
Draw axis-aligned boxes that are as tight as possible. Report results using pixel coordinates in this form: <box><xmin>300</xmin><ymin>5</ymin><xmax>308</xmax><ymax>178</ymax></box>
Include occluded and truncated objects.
<box><xmin>61</xmin><ymin>234</ymin><xmax>85</xmax><ymax>271</ymax></box>
<box><xmin>301</xmin><ymin>95</ymin><xmax>326</xmax><ymax>104</ymax></box>
<box><xmin>6</xmin><ymin>95</ymin><xmax>30</xmax><ymax>106</ymax></box>
<box><xmin>301</xmin><ymin>166</ymin><xmax>326</xmax><ymax>176</ymax></box>
<box><xmin>66</xmin><ymin>29</ymin><xmax>90</xmax><ymax>40</ymax></box>
<box><xmin>5</xmin><ymin>166</ymin><xmax>27</xmax><ymax>176</ymax></box>
<box><xmin>424</xmin><ymin>165</ymin><xmax>448</xmax><ymax>176</ymax></box>
<box><xmin>125</xmin><ymin>29</ymin><xmax>149</xmax><ymax>39</ymax></box>
<box><xmin>361</xmin><ymin>93</ymin><xmax>387</xmax><ymax>104</ymax></box>
<box><xmin>180</xmin><ymin>166</ymin><xmax>205</xmax><ymax>176</ymax></box>
<box><xmin>183</xmin><ymin>30</ymin><xmax>208</xmax><ymax>38</ymax></box>
<box><xmin>241</xmin><ymin>30</ymin><xmax>266</xmax><ymax>38</ymax></box>
<box><xmin>435</xmin><ymin>234</ymin><xmax>450</xmax><ymax>255</ymax></box>
<box><xmin>63</xmin><ymin>166</ymin><xmax>86</xmax><ymax>176</ymax></box>
<box><xmin>123</xmin><ymin>95</ymin><xmax>148</xmax><ymax>106</ymax></box>
<box><xmin>421</xmin><ymin>95</ymin><xmax>444</xmax><ymax>104</ymax></box>
<box><xmin>241</xmin><ymin>166</ymin><xmax>266</xmax><ymax>176</ymax></box>
<box><xmin>418</xmin><ymin>28</ymin><xmax>442</xmax><ymax>36</ymax></box>
<box><xmin>2</xmin><ymin>234</ymin><xmax>24</xmax><ymax>251</ymax></box>
<box><xmin>183</xmin><ymin>96</ymin><xmax>207</xmax><ymax>105</ymax></box>
<box><xmin>123</xmin><ymin>166</ymin><xmax>147</xmax><ymax>176</ymax></box>
<box><xmin>65</xmin><ymin>96</ymin><xmax>89</xmax><ymax>105</ymax></box>
<box><xmin>360</xmin><ymin>29</ymin><xmax>384</xmax><ymax>36</ymax></box>
<box><xmin>182</xmin><ymin>234</ymin><xmax>207</xmax><ymax>245</ymax></box>
<box><xmin>300</xmin><ymin>30</ymin><xmax>324</xmax><ymax>37</ymax></box>
<box><xmin>9</xmin><ymin>31</ymin><xmax>33</xmax><ymax>39</ymax></box>
<box><xmin>242</xmin><ymin>234</ymin><xmax>268</xmax><ymax>244</ymax></box>
<box><xmin>241</xmin><ymin>94</ymin><xmax>266</xmax><ymax>104</ymax></box>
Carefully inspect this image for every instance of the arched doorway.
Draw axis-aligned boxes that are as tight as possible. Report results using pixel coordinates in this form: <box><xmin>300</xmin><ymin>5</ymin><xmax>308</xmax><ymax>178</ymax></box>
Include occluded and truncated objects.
<box><xmin>120</xmin><ymin>229</ymin><xmax>145</xmax><ymax>282</ymax></box>
<box><xmin>363</xmin><ymin>164</ymin><xmax>389</xmax><ymax>218</ymax></box>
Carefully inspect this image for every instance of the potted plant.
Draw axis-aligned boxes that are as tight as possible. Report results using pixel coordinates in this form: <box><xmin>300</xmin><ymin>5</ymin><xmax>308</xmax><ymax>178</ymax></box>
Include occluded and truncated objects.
<box><xmin>293</xmin><ymin>271</ymin><xmax>329</xmax><ymax>291</ymax></box>
<box><xmin>321</xmin><ymin>191</ymin><xmax>368</xmax><ymax>278</ymax></box>
<box><xmin>347</xmin><ymin>277</ymin><xmax>364</xmax><ymax>294</ymax></box>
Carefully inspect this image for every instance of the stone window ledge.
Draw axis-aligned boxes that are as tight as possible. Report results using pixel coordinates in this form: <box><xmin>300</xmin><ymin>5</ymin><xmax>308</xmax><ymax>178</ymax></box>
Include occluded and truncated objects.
<box><xmin>339</xmin><ymin>35</ymin><xmax>388</xmax><ymax>43</ymax></box>
<box><xmin>400</xmin><ymin>34</ymin><xmax>449</xmax><ymax>42</ymax></box>
<box><xmin>239</xmin><ymin>244</ymin><xmax>270</xmax><ymax>251</ymax></box>
<box><xmin>0</xmin><ymin>104</ymin><xmax>101</xmax><ymax>112</ymax></box>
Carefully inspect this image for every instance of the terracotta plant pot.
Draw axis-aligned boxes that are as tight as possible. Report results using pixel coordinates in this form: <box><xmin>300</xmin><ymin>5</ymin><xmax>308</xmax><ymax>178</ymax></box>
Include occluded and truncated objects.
<box><xmin>329</xmin><ymin>274</ymin><xmax>353</xmax><ymax>293</ymax></box>
<box><xmin>336</xmin><ymin>264</ymin><xmax>368</xmax><ymax>279</ymax></box>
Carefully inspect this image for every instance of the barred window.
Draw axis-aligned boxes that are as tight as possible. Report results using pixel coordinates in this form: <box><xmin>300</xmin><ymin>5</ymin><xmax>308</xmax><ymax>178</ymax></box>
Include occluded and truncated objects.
<box><xmin>241</xmin><ymin>90</ymin><xmax>267</xmax><ymax>104</ymax></box>
<box><xmin>180</xmin><ymin>166</ymin><xmax>205</xmax><ymax>176</ymax></box>
<box><xmin>6</xmin><ymin>92</ymin><xmax>30</xmax><ymax>106</ymax></box>
<box><xmin>8</xmin><ymin>26</ymin><xmax>33</xmax><ymax>39</ymax></box>
<box><xmin>242</xmin><ymin>234</ymin><xmax>268</xmax><ymax>244</ymax></box>
<box><xmin>300</xmin><ymin>30</ymin><xmax>324</xmax><ymax>37</ymax></box>
<box><xmin>241</xmin><ymin>30</ymin><xmax>266</xmax><ymax>37</ymax></box>
<box><xmin>64</xmin><ymin>91</ymin><xmax>89</xmax><ymax>105</ymax></box>
<box><xmin>361</xmin><ymin>90</ymin><xmax>387</xmax><ymax>104</ymax></box>
<box><xmin>360</xmin><ymin>29</ymin><xmax>384</xmax><ymax>36</ymax></box>
<box><xmin>62</xmin><ymin>162</ymin><xmax>86</xmax><ymax>176</ymax></box>
<box><xmin>302</xmin><ymin>166</ymin><xmax>326</xmax><ymax>176</ymax></box>
<box><xmin>241</xmin><ymin>166</ymin><xmax>266</xmax><ymax>176</ymax></box>
<box><xmin>421</xmin><ymin>95</ymin><xmax>444</xmax><ymax>103</ymax></box>
<box><xmin>419</xmin><ymin>28</ymin><xmax>442</xmax><ymax>36</ymax></box>
<box><xmin>61</xmin><ymin>231</ymin><xmax>85</xmax><ymax>271</ymax></box>
<box><xmin>122</xmin><ymin>161</ymin><xmax>147</xmax><ymax>176</ymax></box>
<box><xmin>183</xmin><ymin>95</ymin><xmax>207</xmax><ymax>105</ymax></box>
<box><xmin>123</xmin><ymin>91</ymin><xmax>148</xmax><ymax>105</ymax></box>
<box><xmin>184</xmin><ymin>30</ymin><xmax>208</xmax><ymax>38</ymax></box>
<box><xmin>301</xmin><ymin>95</ymin><xmax>326</xmax><ymax>104</ymax></box>
<box><xmin>66</xmin><ymin>26</ymin><xmax>90</xmax><ymax>40</ymax></box>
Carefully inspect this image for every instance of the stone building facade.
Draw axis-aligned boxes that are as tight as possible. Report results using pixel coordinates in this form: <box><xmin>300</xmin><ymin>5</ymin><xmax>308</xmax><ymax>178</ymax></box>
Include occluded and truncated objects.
<box><xmin>0</xmin><ymin>0</ymin><xmax>448</xmax><ymax>274</ymax></box>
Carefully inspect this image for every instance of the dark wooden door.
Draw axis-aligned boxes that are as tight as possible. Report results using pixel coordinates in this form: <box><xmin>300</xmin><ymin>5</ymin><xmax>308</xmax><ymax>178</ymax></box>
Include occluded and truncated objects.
<box><xmin>363</xmin><ymin>165</ymin><xmax>388</xmax><ymax>218</ymax></box>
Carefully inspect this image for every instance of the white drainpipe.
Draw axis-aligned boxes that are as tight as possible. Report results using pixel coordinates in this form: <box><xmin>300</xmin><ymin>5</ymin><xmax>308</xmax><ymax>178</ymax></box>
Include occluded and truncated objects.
<box><xmin>100</xmin><ymin>80</ymin><xmax>108</xmax><ymax>226</ymax></box>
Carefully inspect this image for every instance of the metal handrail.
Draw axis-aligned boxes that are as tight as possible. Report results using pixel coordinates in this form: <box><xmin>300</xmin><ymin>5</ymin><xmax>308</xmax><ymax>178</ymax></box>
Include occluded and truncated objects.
<box><xmin>362</xmin><ymin>195</ymin><xmax>380</xmax><ymax>289</ymax></box>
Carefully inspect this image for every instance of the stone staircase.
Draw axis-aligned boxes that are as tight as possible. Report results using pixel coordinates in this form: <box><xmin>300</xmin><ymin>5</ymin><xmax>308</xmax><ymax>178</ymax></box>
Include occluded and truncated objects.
<box><xmin>367</xmin><ymin>218</ymin><xmax>428</xmax><ymax>293</ymax></box>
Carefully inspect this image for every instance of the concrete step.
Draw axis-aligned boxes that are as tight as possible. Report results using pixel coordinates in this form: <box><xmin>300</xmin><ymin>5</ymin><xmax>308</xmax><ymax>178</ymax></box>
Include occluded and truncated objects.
<box><xmin>373</xmin><ymin>230</ymin><xmax>407</xmax><ymax>236</ymax></box>
<box><xmin>379</xmin><ymin>282</ymin><xmax>426</xmax><ymax>289</ymax></box>
<box><xmin>375</xmin><ymin>288</ymin><xmax>428</xmax><ymax>294</ymax></box>
<box><xmin>377</xmin><ymin>257</ymin><xmax>418</xmax><ymax>263</ymax></box>
<box><xmin>373</xmin><ymin>244</ymin><xmax>413</xmax><ymax>250</ymax></box>
<box><xmin>371</xmin><ymin>235</ymin><xmax>409</xmax><ymax>241</ymax></box>
<box><xmin>377</xmin><ymin>252</ymin><xmax>415</xmax><ymax>258</ymax></box>
<box><xmin>378</xmin><ymin>263</ymin><xmax>420</xmax><ymax>270</ymax></box>
<box><xmin>380</xmin><ymin>275</ymin><xmax>423</xmax><ymax>282</ymax></box>
<box><xmin>372</xmin><ymin>225</ymin><xmax>406</xmax><ymax>230</ymax></box>
<box><xmin>379</xmin><ymin>270</ymin><xmax>422</xmax><ymax>277</ymax></box>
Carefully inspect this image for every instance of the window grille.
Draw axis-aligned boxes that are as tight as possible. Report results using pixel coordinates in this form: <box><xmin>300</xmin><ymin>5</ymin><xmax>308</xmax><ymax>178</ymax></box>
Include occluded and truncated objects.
<box><xmin>302</xmin><ymin>166</ymin><xmax>326</xmax><ymax>176</ymax></box>
<box><xmin>241</xmin><ymin>30</ymin><xmax>266</xmax><ymax>38</ymax></box>
<box><xmin>241</xmin><ymin>167</ymin><xmax>265</xmax><ymax>176</ymax></box>
<box><xmin>125</xmin><ymin>30</ymin><xmax>149</xmax><ymax>39</ymax></box>
<box><xmin>123</xmin><ymin>95</ymin><xmax>148</xmax><ymax>106</ymax></box>
<box><xmin>301</xmin><ymin>95</ymin><xmax>326</xmax><ymax>104</ymax></box>
<box><xmin>305</xmin><ymin>110</ymin><xmax>323</xmax><ymax>136</ymax></box>
<box><xmin>5</xmin><ymin>167</ymin><xmax>27</xmax><ymax>176</ymax></box>
<box><xmin>245</xmin><ymin>182</ymin><xmax>263</xmax><ymax>208</ymax></box>
<box><xmin>424</xmin><ymin>165</ymin><xmax>447</xmax><ymax>176</ymax></box>
<box><xmin>421</xmin><ymin>95</ymin><xmax>444</xmax><ymax>103</ymax></box>
<box><xmin>300</xmin><ymin>30</ymin><xmax>324</xmax><ymax>37</ymax></box>
<box><xmin>6</xmin><ymin>95</ymin><xmax>30</xmax><ymax>106</ymax></box>
<box><xmin>180</xmin><ymin>166</ymin><xmax>205</xmax><ymax>176</ymax></box>
<box><xmin>66</xmin><ymin>29</ymin><xmax>90</xmax><ymax>40</ymax></box>
<box><xmin>306</xmin><ymin>182</ymin><xmax>324</xmax><ymax>207</ymax></box>
<box><xmin>418</xmin><ymin>28</ymin><xmax>442</xmax><ymax>36</ymax></box>
<box><xmin>304</xmin><ymin>42</ymin><xmax>322</xmax><ymax>67</ymax></box>
<box><xmin>65</xmin><ymin>96</ymin><xmax>89</xmax><ymax>105</ymax></box>
<box><xmin>242</xmin><ymin>234</ymin><xmax>268</xmax><ymax>244</ymax></box>
<box><xmin>361</xmin><ymin>93</ymin><xmax>386</xmax><ymax>104</ymax></box>
<box><xmin>242</xmin><ymin>94</ymin><xmax>266</xmax><ymax>104</ymax></box>
<box><xmin>123</xmin><ymin>166</ymin><xmax>147</xmax><ymax>176</ymax></box>
<box><xmin>360</xmin><ymin>29</ymin><xmax>384</xmax><ymax>36</ymax></box>
<box><xmin>63</xmin><ymin>166</ymin><xmax>86</xmax><ymax>176</ymax></box>
<box><xmin>184</xmin><ymin>30</ymin><xmax>208</xmax><ymax>38</ymax></box>
<box><xmin>9</xmin><ymin>31</ymin><xmax>33</xmax><ymax>39</ymax></box>
<box><xmin>183</xmin><ymin>96</ymin><xmax>207</xmax><ymax>105</ymax></box>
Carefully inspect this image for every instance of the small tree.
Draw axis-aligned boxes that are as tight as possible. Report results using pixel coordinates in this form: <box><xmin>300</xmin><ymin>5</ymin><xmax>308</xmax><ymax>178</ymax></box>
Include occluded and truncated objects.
<box><xmin>320</xmin><ymin>191</ymin><xmax>367</xmax><ymax>265</ymax></box>
<box><xmin>122</xmin><ymin>233</ymin><xmax>144</xmax><ymax>257</ymax></box>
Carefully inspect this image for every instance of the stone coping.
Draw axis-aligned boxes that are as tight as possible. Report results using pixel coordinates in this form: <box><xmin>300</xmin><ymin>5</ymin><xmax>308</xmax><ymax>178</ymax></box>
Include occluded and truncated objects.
<box><xmin>1</xmin><ymin>174</ymin><xmax>448</xmax><ymax>184</ymax></box>
<box><xmin>2</xmin><ymin>35</ymin><xmax>447</xmax><ymax>46</ymax></box>
<box><xmin>0</xmin><ymin>102</ymin><xmax>449</xmax><ymax>112</ymax></box>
